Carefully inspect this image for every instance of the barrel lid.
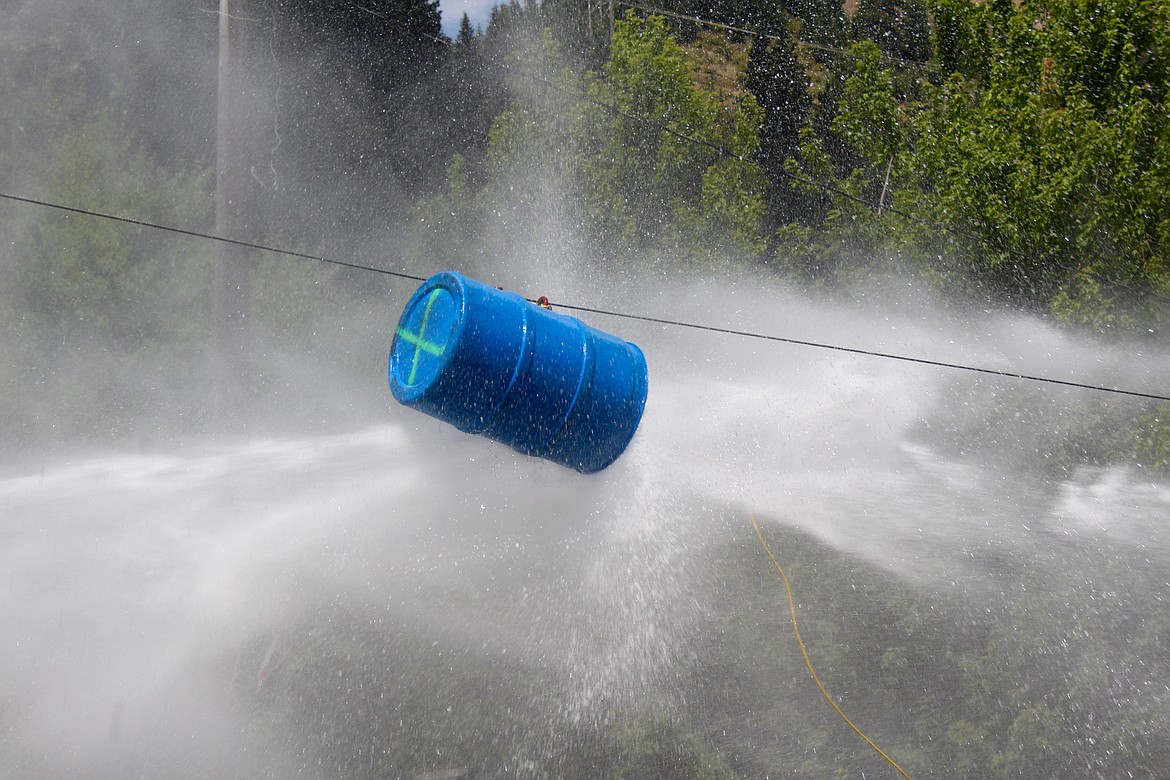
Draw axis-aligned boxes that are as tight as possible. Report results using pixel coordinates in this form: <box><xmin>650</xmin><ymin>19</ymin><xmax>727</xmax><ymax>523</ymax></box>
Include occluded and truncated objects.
<box><xmin>390</xmin><ymin>282</ymin><xmax>461</xmax><ymax>401</ymax></box>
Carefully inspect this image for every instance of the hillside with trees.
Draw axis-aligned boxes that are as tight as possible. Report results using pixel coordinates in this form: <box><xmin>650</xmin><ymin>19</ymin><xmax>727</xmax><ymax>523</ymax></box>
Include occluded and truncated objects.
<box><xmin>1</xmin><ymin>0</ymin><xmax>1167</xmax><ymax>464</ymax></box>
<box><xmin>1</xmin><ymin>0</ymin><xmax>1166</xmax><ymax>460</ymax></box>
<box><xmin>404</xmin><ymin>0</ymin><xmax>1170</xmax><ymax>472</ymax></box>
<box><xmin>2</xmin><ymin>2</ymin><xmax>1170</xmax><ymax>778</ymax></box>
<box><xmin>408</xmin><ymin>0</ymin><xmax>1169</xmax><ymax>332</ymax></box>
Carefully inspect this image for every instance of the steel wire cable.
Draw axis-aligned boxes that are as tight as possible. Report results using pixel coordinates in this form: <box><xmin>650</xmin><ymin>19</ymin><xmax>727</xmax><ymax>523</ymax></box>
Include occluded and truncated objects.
<box><xmin>3</xmin><ymin>190</ymin><xmax>1167</xmax><ymax>402</ymax></box>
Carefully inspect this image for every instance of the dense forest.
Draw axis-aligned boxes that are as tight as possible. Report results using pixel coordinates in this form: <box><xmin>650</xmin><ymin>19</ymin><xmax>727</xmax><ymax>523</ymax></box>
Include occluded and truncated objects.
<box><xmin>408</xmin><ymin>0</ymin><xmax>1170</xmax><ymax>327</ymax></box>
<box><xmin>2</xmin><ymin>1</ymin><xmax>1170</xmax><ymax>778</ymax></box>
<box><xmin>1</xmin><ymin>0</ymin><xmax>1167</xmax><ymax>457</ymax></box>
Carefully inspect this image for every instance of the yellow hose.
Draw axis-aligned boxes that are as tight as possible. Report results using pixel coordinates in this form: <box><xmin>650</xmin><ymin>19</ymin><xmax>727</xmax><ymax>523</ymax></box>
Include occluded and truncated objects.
<box><xmin>750</xmin><ymin>515</ymin><xmax>914</xmax><ymax>780</ymax></box>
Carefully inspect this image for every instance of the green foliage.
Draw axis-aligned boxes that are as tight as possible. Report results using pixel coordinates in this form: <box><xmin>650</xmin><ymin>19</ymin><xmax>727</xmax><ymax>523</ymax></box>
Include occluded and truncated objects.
<box><xmin>483</xmin><ymin>33</ymin><xmax>602</xmax><ymax>257</ymax></box>
<box><xmin>267</xmin><ymin>0</ymin><xmax>460</xmax><ymax>247</ymax></box>
<box><xmin>694</xmin><ymin>524</ymin><xmax>1170</xmax><ymax>779</ymax></box>
<box><xmin>809</xmin><ymin>0</ymin><xmax>1170</xmax><ymax>322</ymax></box>
<box><xmin>250</xmin><ymin>248</ymin><xmax>345</xmax><ymax>345</ymax></box>
<box><xmin>786</xmin><ymin>0</ymin><xmax>849</xmax><ymax>47</ymax></box>
<box><xmin>409</xmin><ymin>14</ymin><xmax>767</xmax><ymax>271</ymax></box>
<box><xmin>745</xmin><ymin>30</ymin><xmax>818</xmax><ymax>234</ymax></box>
<box><xmin>1127</xmin><ymin>402</ymin><xmax>1170</xmax><ymax>474</ymax></box>
<box><xmin>410</xmin><ymin>154</ymin><xmax>483</xmax><ymax>273</ymax></box>
<box><xmin>600</xmin><ymin>13</ymin><xmax>715</xmax><ymax>246</ymax></box>
<box><xmin>831</xmin><ymin>41</ymin><xmax>905</xmax><ymax>168</ymax></box>
<box><xmin>0</xmin><ymin>110</ymin><xmax>215</xmax><ymax>447</ymax></box>
<box><xmin>539</xmin><ymin>0</ymin><xmax>612</xmax><ymax>67</ymax></box>
<box><xmin>699</xmin><ymin>139</ymin><xmax>768</xmax><ymax>257</ymax></box>
<box><xmin>412</xmin><ymin>31</ymin><xmax>609</xmax><ymax>273</ymax></box>
<box><xmin>232</xmin><ymin>518</ymin><xmax>1170</xmax><ymax>780</ymax></box>
<box><xmin>928</xmin><ymin>0</ymin><xmax>994</xmax><ymax>80</ymax></box>
<box><xmin>914</xmin><ymin>373</ymin><xmax>1170</xmax><ymax>479</ymax></box>
<box><xmin>1049</xmin><ymin>267</ymin><xmax>1150</xmax><ymax>331</ymax></box>
<box><xmin>608</xmin><ymin>711</ymin><xmax>741</xmax><ymax>780</ymax></box>
<box><xmin>242</xmin><ymin>608</ymin><xmax>546</xmax><ymax>779</ymax></box>
<box><xmin>851</xmin><ymin>0</ymin><xmax>932</xmax><ymax>63</ymax></box>
<box><xmin>8</xmin><ymin>115</ymin><xmax>212</xmax><ymax>345</ymax></box>
<box><xmin>593</xmin><ymin>13</ymin><xmax>766</xmax><ymax>263</ymax></box>
<box><xmin>276</xmin><ymin>0</ymin><xmax>446</xmax><ymax>92</ymax></box>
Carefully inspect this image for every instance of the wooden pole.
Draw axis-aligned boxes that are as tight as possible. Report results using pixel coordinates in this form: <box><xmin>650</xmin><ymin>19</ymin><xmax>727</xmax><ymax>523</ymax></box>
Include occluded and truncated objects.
<box><xmin>215</xmin><ymin>0</ymin><xmax>252</xmax><ymax>426</ymax></box>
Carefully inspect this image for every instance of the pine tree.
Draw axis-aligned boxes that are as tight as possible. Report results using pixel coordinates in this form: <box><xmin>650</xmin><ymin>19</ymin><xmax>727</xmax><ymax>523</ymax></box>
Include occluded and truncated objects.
<box><xmin>786</xmin><ymin>0</ymin><xmax>848</xmax><ymax>47</ymax></box>
<box><xmin>745</xmin><ymin>32</ymin><xmax>819</xmax><ymax>230</ymax></box>
<box><xmin>851</xmin><ymin>0</ymin><xmax>932</xmax><ymax>64</ymax></box>
<box><xmin>448</xmin><ymin>12</ymin><xmax>500</xmax><ymax>177</ymax></box>
<box><xmin>269</xmin><ymin>0</ymin><xmax>454</xmax><ymax>245</ymax></box>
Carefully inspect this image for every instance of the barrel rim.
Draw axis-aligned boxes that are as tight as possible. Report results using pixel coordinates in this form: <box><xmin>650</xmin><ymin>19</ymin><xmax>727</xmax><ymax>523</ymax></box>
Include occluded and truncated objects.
<box><xmin>388</xmin><ymin>271</ymin><xmax>468</xmax><ymax>404</ymax></box>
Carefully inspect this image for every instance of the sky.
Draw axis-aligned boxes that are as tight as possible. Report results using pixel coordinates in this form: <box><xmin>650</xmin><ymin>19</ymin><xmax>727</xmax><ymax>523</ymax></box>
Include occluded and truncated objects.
<box><xmin>439</xmin><ymin>0</ymin><xmax>498</xmax><ymax>37</ymax></box>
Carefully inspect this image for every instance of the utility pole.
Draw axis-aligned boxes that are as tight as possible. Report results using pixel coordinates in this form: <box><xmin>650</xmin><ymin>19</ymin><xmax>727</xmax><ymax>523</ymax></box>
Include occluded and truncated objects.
<box><xmin>588</xmin><ymin>0</ymin><xmax>615</xmax><ymax>43</ymax></box>
<box><xmin>215</xmin><ymin>0</ymin><xmax>253</xmax><ymax>427</ymax></box>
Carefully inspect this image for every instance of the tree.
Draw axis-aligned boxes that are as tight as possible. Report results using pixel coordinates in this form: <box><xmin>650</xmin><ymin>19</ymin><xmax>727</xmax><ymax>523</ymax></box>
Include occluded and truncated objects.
<box><xmin>410</xmin><ymin>14</ymin><xmax>767</xmax><ymax>272</ymax></box>
<box><xmin>541</xmin><ymin>0</ymin><xmax>612</xmax><ymax>67</ymax></box>
<box><xmin>784</xmin><ymin>0</ymin><xmax>848</xmax><ymax>48</ymax></box>
<box><xmin>910</xmin><ymin>0</ymin><xmax>1170</xmax><ymax>319</ymax></box>
<box><xmin>782</xmin><ymin>0</ymin><xmax>1170</xmax><ymax>326</ymax></box>
<box><xmin>745</xmin><ymin>31</ymin><xmax>819</xmax><ymax>236</ymax></box>
<box><xmin>275</xmin><ymin>0</ymin><xmax>446</xmax><ymax>96</ymax></box>
<box><xmin>0</xmin><ymin>0</ymin><xmax>220</xmax><ymax>448</ymax></box>
<box><xmin>851</xmin><ymin>0</ymin><xmax>932</xmax><ymax>64</ymax></box>
<box><xmin>269</xmin><ymin>0</ymin><xmax>453</xmax><ymax>248</ymax></box>
<box><xmin>587</xmin><ymin>13</ymin><xmax>766</xmax><ymax>263</ymax></box>
<box><xmin>447</xmin><ymin>13</ymin><xmax>503</xmax><ymax>179</ymax></box>
<box><xmin>1</xmin><ymin>111</ymin><xmax>215</xmax><ymax>448</ymax></box>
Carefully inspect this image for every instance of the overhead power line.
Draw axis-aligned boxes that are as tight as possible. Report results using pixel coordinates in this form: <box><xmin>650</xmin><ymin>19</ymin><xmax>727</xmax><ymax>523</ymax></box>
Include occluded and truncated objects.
<box><xmin>3</xmin><ymin>189</ymin><xmax>1166</xmax><ymax>403</ymax></box>
<box><xmin>620</xmin><ymin>1</ymin><xmax>759</xmax><ymax>37</ymax></box>
<box><xmin>546</xmin><ymin>299</ymin><xmax>1170</xmax><ymax>402</ymax></box>
<box><xmin>0</xmin><ymin>191</ymin><xmax>425</xmax><ymax>284</ymax></box>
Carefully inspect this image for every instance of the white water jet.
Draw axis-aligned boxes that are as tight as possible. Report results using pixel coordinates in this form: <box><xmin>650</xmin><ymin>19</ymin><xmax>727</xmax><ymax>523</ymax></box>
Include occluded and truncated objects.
<box><xmin>2</xmin><ymin>274</ymin><xmax>1167</xmax><ymax>776</ymax></box>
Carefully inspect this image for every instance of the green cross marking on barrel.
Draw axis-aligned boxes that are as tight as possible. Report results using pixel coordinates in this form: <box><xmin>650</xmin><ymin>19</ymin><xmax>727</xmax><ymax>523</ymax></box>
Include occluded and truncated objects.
<box><xmin>397</xmin><ymin>288</ymin><xmax>448</xmax><ymax>386</ymax></box>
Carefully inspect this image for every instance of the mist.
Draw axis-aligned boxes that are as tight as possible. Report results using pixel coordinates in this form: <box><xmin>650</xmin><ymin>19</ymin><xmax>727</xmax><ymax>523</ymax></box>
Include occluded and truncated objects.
<box><xmin>5</xmin><ymin>263</ymin><xmax>1170</xmax><ymax>775</ymax></box>
<box><xmin>3</xmin><ymin>1</ymin><xmax>1170</xmax><ymax>778</ymax></box>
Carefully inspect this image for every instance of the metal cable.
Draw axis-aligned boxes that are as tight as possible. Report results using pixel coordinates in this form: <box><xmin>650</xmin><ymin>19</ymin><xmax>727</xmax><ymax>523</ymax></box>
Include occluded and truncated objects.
<box><xmin>3</xmin><ymin>189</ymin><xmax>1167</xmax><ymax>403</ymax></box>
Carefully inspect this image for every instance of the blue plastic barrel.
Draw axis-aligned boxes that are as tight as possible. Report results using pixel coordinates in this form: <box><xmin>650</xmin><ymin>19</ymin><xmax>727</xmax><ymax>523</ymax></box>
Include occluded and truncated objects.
<box><xmin>388</xmin><ymin>271</ymin><xmax>648</xmax><ymax>473</ymax></box>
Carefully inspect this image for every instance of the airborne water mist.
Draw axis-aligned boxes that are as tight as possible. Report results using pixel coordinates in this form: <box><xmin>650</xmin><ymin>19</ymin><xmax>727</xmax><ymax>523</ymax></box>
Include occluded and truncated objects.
<box><xmin>2</xmin><ymin>271</ymin><xmax>1168</xmax><ymax>777</ymax></box>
